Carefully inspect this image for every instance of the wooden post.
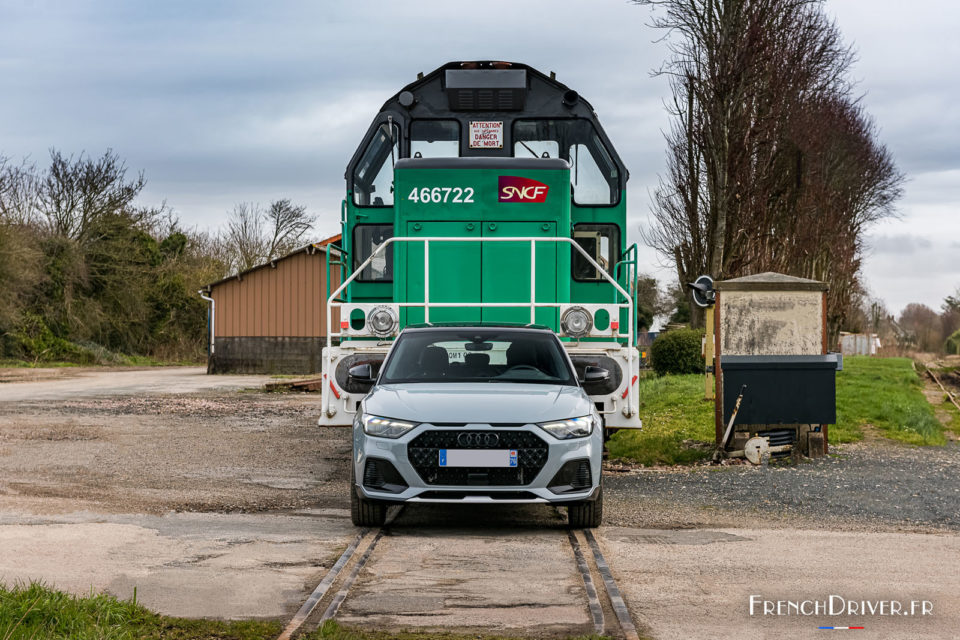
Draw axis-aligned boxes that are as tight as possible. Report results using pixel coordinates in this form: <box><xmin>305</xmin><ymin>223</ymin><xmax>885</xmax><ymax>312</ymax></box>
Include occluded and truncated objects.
<box><xmin>821</xmin><ymin>290</ymin><xmax>829</xmax><ymax>454</ymax></box>
<box><xmin>714</xmin><ymin>292</ymin><xmax>724</xmax><ymax>445</ymax></box>
<box><xmin>704</xmin><ymin>305</ymin><xmax>715</xmax><ymax>400</ymax></box>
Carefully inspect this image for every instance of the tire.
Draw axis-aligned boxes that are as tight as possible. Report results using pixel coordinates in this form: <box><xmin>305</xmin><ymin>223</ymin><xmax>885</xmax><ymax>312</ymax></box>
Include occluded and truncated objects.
<box><xmin>350</xmin><ymin>463</ymin><xmax>387</xmax><ymax>527</ymax></box>
<box><xmin>567</xmin><ymin>485</ymin><xmax>603</xmax><ymax>528</ymax></box>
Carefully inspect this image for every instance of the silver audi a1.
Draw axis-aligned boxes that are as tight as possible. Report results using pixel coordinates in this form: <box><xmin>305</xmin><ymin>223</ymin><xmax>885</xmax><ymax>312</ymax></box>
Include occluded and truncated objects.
<box><xmin>347</xmin><ymin>325</ymin><xmax>607</xmax><ymax>528</ymax></box>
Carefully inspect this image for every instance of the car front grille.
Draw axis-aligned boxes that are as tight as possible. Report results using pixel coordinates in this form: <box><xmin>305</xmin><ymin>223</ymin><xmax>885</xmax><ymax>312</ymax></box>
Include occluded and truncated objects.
<box><xmin>407</xmin><ymin>430</ymin><xmax>549</xmax><ymax>486</ymax></box>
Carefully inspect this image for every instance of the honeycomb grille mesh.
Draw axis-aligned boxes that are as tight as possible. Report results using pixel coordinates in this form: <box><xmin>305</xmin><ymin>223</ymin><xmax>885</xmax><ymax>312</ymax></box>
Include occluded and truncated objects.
<box><xmin>408</xmin><ymin>430</ymin><xmax>548</xmax><ymax>486</ymax></box>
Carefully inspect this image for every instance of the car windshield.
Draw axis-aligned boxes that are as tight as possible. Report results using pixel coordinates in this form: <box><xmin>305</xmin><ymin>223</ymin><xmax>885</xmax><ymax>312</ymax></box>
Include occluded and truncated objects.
<box><xmin>379</xmin><ymin>329</ymin><xmax>577</xmax><ymax>385</ymax></box>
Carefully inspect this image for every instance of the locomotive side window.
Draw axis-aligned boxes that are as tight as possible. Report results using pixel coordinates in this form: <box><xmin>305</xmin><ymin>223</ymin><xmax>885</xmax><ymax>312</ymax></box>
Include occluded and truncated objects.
<box><xmin>572</xmin><ymin>223</ymin><xmax>620</xmax><ymax>281</ymax></box>
<box><xmin>352</xmin><ymin>123</ymin><xmax>399</xmax><ymax>207</ymax></box>
<box><xmin>411</xmin><ymin>120</ymin><xmax>460</xmax><ymax>158</ymax></box>
<box><xmin>513</xmin><ymin>119</ymin><xmax>619</xmax><ymax>206</ymax></box>
<box><xmin>569</xmin><ymin>139</ymin><xmax>617</xmax><ymax>206</ymax></box>
<box><xmin>354</xmin><ymin>224</ymin><xmax>394</xmax><ymax>282</ymax></box>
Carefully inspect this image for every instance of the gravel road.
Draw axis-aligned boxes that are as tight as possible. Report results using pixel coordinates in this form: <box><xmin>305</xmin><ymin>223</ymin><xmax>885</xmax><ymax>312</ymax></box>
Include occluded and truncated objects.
<box><xmin>605</xmin><ymin>439</ymin><xmax>960</xmax><ymax>532</ymax></box>
<box><xmin>3</xmin><ymin>367</ymin><xmax>960</xmax><ymax>638</ymax></box>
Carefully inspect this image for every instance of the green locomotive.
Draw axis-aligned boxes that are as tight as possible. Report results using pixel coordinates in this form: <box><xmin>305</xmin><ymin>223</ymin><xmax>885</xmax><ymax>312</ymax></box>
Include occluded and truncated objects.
<box><xmin>321</xmin><ymin>61</ymin><xmax>641</xmax><ymax>429</ymax></box>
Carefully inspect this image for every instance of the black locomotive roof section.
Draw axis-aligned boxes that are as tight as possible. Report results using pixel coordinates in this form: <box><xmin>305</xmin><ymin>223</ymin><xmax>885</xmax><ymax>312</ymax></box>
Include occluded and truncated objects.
<box><xmin>346</xmin><ymin>61</ymin><xmax>628</xmax><ymax>180</ymax></box>
<box><xmin>395</xmin><ymin>157</ymin><xmax>570</xmax><ymax>170</ymax></box>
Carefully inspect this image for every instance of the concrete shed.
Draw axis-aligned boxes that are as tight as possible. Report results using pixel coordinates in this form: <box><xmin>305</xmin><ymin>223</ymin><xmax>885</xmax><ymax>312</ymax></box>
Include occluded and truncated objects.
<box><xmin>200</xmin><ymin>237</ymin><xmax>342</xmax><ymax>374</ymax></box>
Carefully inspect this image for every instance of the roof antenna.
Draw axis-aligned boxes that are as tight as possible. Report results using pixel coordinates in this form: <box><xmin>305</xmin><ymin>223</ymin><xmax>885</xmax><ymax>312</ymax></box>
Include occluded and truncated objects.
<box><xmin>549</xmin><ymin>71</ymin><xmax>556</xmax><ymax>80</ymax></box>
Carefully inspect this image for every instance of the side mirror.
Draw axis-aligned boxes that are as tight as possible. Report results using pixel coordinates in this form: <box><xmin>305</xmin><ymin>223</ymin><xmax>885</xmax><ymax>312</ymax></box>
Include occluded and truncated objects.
<box><xmin>348</xmin><ymin>363</ymin><xmax>375</xmax><ymax>382</ymax></box>
<box><xmin>582</xmin><ymin>366</ymin><xmax>610</xmax><ymax>383</ymax></box>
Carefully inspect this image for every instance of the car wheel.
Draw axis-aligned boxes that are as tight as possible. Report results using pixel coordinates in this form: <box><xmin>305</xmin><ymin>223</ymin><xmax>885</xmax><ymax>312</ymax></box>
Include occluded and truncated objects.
<box><xmin>350</xmin><ymin>463</ymin><xmax>387</xmax><ymax>527</ymax></box>
<box><xmin>567</xmin><ymin>485</ymin><xmax>603</xmax><ymax>528</ymax></box>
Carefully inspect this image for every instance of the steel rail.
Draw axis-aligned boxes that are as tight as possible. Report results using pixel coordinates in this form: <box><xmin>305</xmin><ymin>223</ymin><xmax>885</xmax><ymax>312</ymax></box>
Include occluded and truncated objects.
<box><xmin>583</xmin><ymin>528</ymin><xmax>640</xmax><ymax>640</ymax></box>
<box><xmin>567</xmin><ymin>530</ymin><xmax>605</xmax><ymax>635</ymax></box>
<box><xmin>319</xmin><ymin>529</ymin><xmax>385</xmax><ymax>622</ymax></box>
<box><xmin>276</xmin><ymin>529</ymin><xmax>369</xmax><ymax>640</ymax></box>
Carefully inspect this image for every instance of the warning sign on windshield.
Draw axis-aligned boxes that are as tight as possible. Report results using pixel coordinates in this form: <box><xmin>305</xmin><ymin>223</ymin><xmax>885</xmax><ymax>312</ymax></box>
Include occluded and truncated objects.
<box><xmin>469</xmin><ymin>121</ymin><xmax>503</xmax><ymax>149</ymax></box>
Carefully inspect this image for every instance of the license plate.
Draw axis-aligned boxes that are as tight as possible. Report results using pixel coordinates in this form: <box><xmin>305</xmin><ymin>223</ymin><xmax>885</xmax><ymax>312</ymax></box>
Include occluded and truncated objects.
<box><xmin>439</xmin><ymin>449</ymin><xmax>518</xmax><ymax>468</ymax></box>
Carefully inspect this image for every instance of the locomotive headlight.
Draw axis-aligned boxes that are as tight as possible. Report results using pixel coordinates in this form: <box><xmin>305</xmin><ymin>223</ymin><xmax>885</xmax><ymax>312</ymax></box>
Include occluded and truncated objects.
<box><xmin>537</xmin><ymin>416</ymin><xmax>594</xmax><ymax>439</ymax></box>
<box><xmin>360</xmin><ymin>413</ymin><xmax>419</xmax><ymax>438</ymax></box>
<box><xmin>368</xmin><ymin>306</ymin><xmax>398</xmax><ymax>338</ymax></box>
<box><xmin>561</xmin><ymin>306</ymin><xmax>593</xmax><ymax>338</ymax></box>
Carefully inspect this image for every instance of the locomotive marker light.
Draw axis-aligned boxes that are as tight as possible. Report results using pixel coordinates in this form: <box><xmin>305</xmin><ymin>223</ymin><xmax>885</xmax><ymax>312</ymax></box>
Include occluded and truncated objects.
<box><xmin>561</xmin><ymin>306</ymin><xmax>593</xmax><ymax>338</ymax></box>
<box><xmin>368</xmin><ymin>306</ymin><xmax>399</xmax><ymax>338</ymax></box>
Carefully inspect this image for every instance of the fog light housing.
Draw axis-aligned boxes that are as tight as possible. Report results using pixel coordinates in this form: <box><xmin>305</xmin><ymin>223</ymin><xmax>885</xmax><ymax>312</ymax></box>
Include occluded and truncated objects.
<box><xmin>561</xmin><ymin>306</ymin><xmax>592</xmax><ymax>338</ymax></box>
<box><xmin>368</xmin><ymin>305</ymin><xmax>398</xmax><ymax>337</ymax></box>
<box><xmin>548</xmin><ymin>459</ymin><xmax>592</xmax><ymax>494</ymax></box>
<box><xmin>362</xmin><ymin>458</ymin><xmax>408</xmax><ymax>493</ymax></box>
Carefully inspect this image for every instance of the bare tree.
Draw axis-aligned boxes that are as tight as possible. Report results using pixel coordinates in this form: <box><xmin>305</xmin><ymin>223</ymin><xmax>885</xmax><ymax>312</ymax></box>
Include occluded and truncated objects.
<box><xmin>265</xmin><ymin>199</ymin><xmax>314</xmax><ymax>258</ymax></box>
<box><xmin>899</xmin><ymin>303</ymin><xmax>944</xmax><ymax>353</ymax></box>
<box><xmin>35</xmin><ymin>149</ymin><xmax>146</xmax><ymax>243</ymax></box>
<box><xmin>223</xmin><ymin>199</ymin><xmax>316</xmax><ymax>272</ymax></box>
<box><xmin>637</xmin><ymin>0</ymin><xmax>903</xmax><ymax>337</ymax></box>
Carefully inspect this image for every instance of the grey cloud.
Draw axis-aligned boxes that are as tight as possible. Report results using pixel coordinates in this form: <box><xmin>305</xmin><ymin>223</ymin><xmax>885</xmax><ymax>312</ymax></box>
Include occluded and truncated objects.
<box><xmin>867</xmin><ymin>234</ymin><xmax>933</xmax><ymax>255</ymax></box>
<box><xmin>1</xmin><ymin>0</ymin><xmax>958</xmax><ymax>312</ymax></box>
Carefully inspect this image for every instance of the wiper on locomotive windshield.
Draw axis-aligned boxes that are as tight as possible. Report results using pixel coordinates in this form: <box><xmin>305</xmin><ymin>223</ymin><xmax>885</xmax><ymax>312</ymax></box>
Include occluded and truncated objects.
<box><xmin>517</xmin><ymin>140</ymin><xmax>540</xmax><ymax>158</ymax></box>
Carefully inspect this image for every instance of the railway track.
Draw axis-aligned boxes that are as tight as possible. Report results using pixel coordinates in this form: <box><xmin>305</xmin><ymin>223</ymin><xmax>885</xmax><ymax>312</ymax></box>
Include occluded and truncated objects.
<box><xmin>277</xmin><ymin>506</ymin><xmax>640</xmax><ymax>640</ymax></box>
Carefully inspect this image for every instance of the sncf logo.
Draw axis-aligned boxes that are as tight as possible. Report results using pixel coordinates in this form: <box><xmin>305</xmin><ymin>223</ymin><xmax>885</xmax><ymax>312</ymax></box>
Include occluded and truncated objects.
<box><xmin>498</xmin><ymin>176</ymin><xmax>549</xmax><ymax>203</ymax></box>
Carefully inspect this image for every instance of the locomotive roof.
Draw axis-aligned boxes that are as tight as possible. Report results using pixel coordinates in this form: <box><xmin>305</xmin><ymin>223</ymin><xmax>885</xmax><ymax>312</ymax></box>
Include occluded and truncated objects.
<box><xmin>347</xmin><ymin>60</ymin><xmax>627</xmax><ymax>180</ymax></box>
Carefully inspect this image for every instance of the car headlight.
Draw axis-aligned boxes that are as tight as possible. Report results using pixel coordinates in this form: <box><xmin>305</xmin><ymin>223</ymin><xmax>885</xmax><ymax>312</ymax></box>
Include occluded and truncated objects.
<box><xmin>359</xmin><ymin>413</ymin><xmax>418</xmax><ymax>438</ymax></box>
<box><xmin>537</xmin><ymin>416</ymin><xmax>594</xmax><ymax>439</ymax></box>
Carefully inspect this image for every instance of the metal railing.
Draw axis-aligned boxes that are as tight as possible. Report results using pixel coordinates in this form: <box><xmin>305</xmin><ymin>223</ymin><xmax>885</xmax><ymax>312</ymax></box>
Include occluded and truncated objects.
<box><xmin>323</xmin><ymin>236</ymin><xmax>636</xmax><ymax>418</ymax></box>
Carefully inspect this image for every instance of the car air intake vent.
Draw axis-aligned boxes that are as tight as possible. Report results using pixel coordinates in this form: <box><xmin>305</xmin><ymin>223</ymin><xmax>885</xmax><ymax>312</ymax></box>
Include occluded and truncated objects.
<box><xmin>445</xmin><ymin>69</ymin><xmax>527</xmax><ymax>111</ymax></box>
<box><xmin>417</xmin><ymin>490</ymin><xmax>538</xmax><ymax>500</ymax></box>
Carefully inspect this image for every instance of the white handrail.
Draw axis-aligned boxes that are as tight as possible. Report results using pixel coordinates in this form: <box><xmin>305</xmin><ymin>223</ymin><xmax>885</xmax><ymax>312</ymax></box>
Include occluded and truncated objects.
<box><xmin>324</xmin><ymin>236</ymin><xmax>636</xmax><ymax>418</ymax></box>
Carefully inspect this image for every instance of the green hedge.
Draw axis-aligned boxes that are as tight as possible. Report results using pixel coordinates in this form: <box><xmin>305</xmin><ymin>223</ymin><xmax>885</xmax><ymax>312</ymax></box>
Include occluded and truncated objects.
<box><xmin>650</xmin><ymin>328</ymin><xmax>705</xmax><ymax>376</ymax></box>
<box><xmin>946</xmin><ymin>329</ymin><xmax>960</xmax><ymax>356</ymax></box>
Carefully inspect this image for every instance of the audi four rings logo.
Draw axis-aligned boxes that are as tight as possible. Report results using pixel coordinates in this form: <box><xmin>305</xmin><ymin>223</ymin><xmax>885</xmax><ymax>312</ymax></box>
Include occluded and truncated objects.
<box><xmin>458</xmin><ymin>432</ymin><xmax>500</xmax><ymax>447</ymax></box>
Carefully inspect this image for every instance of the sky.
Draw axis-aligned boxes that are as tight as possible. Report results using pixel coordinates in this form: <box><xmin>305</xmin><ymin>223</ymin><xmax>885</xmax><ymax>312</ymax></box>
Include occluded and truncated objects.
<box><xmin>1</xmin><ymin>0</ymin><xmax>957</xmax><ymax>315</ymax></box>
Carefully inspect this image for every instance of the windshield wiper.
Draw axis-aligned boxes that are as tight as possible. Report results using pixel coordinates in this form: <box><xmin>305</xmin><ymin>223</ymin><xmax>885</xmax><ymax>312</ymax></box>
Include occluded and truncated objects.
<box><xmin>517</xmin><ymin>140</ymin><xmax>540</xmax><ymax>158</ymax></box>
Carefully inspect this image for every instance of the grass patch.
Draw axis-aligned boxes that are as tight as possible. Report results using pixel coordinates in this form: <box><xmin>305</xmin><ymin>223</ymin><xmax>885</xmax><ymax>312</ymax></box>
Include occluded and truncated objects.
<box><xmin>307</xmin><ymin>621</ymin><xmax>610</xmax><ymax>640</ymax></box>
<box><xmin>940</xmin><ymin>397</ymin><xmax>960</xmax><ymax>436</ymax></box>
<box><xmin>607</xmin><ymin>373</ymin><xmax>714</xmax><ymax>465</ymax></box>
<box><xmin>836</xmin><ymin>356</ymin><xmax>945</xmax><ymax>445</ymax></box>
<box><xmin>608</xmin><ymin>357</ymin><xmax>950</xmax><ymax>464</ymax></box>
<box><xmin>0</xmin><ymin>584</ymin><xmax>612</xmax><ymax>640</ymax></box>
<box><xmin>0</xmin><ymin>355</ymin><xmax>200</xmax><ymax>368</ymax></box>
<box><xmin>0</xmin><ymin>582</ymin><xmax>280</xmax><ymax>639</ymax></box>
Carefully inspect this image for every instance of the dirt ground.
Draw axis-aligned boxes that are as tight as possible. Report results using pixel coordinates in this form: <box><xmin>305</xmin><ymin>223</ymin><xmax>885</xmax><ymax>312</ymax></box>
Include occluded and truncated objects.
<box><xmin>1</xmin><ymin>367</ymin><xmax>959</xmax><ymax>638</ymax></box>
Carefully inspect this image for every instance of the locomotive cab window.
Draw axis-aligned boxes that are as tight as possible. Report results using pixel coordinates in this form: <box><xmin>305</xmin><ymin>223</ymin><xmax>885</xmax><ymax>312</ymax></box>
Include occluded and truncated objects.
<box><xmin>411</xmin><ymin>120</ymin><xmax>460</xmax><ymax>158</ymax></box>
<box><xmin>572</xmin><ymin>223</ymin><xmax>620</xmax><ymax>281</ymax></box>
<box><xmin>353</xmin><ymin>123</ymin><xmax>399</xmax><ymax>206</ymax></box>
<box><xmin>513</xmin><ymin>119</ymin><xmax>619</xmax><ymax>206</ymax></box>
<box><xmin>354</xmin><ymin>224</ymin><xmax>394</xmax><ymax>282</ymax></box>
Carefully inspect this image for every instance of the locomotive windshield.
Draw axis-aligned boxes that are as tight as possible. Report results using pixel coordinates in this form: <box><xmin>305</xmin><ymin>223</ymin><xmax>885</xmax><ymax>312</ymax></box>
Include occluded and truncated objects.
<box><xmin>513</xmin><ymin>120</ymin><xmax>619</xmax><ymax>205</ymax></box>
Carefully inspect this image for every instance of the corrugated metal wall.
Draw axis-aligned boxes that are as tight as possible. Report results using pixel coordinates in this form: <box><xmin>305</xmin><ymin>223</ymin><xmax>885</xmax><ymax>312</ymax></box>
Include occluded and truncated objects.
<box><xmin>211</xmin><ymin>249</ymin><xmax>341</xmax><ymax>337</ymax></box>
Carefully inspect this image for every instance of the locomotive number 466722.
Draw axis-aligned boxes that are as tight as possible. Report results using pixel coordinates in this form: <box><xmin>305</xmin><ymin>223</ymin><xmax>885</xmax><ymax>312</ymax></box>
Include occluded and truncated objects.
<box><xmin>407</xmin><ymin>186</ymin><xmax>475</xmax><ymax>203</ymax></box>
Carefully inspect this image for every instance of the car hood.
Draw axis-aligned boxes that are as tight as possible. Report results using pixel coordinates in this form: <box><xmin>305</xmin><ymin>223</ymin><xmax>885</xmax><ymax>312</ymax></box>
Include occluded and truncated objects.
<box><xmin>362</xmin><ymin>383</ymin><xmax>592</xmax><ymax>424</ymax></box>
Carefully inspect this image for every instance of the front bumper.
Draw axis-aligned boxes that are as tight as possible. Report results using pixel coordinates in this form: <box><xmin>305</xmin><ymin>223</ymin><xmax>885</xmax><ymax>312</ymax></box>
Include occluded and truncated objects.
<box><xmin>353</xmin><ymin>423</ymin><xmax>602</xmax><ymax>504</ymax></box>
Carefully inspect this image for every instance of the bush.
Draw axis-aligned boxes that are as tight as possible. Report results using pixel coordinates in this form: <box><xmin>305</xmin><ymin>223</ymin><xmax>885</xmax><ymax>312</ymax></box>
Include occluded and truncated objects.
<box><xmin>946</xmin><ymin>329</ymin><xmax>960</xmax><ymax>356</ymax></box>
<box><xmin>650</xmin><ymin>328</ymin><xmax>704</xmax><ymax>376</ymax></box>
